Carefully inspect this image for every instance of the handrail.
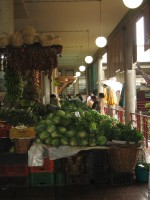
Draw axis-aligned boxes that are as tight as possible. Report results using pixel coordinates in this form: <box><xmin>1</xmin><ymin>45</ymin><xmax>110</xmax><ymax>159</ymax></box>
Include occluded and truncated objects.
<box><xmin>130</xmin><ymin>113</ymin><xmax>150</xmax><ymax>148</ymax></box>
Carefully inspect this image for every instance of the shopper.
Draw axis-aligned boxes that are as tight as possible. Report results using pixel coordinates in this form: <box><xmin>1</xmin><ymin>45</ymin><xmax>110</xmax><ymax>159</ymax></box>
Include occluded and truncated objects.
<box><xmin>50</xmin><ymin>94</ymin><xmax>61</xmax><ymax>107</ymax></box>
<box><xmin>91</xmin><ymin>95</ymin><xmax>99</xmax><ymax>111</ymax></box>
<box><xmin>98</xmin><ymin>93</ymin><xmax>105</xmax><ymax>114</ymax></box>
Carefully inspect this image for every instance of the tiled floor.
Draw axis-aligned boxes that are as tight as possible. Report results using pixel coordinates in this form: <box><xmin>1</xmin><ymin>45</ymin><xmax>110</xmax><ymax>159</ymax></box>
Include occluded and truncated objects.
<box><xmin>0</xmin><ymin>182</ymin><xmax>148</xmax><ymax>200</ymax></box>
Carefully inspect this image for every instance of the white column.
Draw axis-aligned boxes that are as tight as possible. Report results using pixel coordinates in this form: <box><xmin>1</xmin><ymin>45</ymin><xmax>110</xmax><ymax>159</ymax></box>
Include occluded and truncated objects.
<box><xmin>97</xmin><ymin>57</ymin><xmax>104</xmax><ymax>93</ymax></box>
<box><xmin>44</xmin><ymin>75</ymin><xmax>50</xmax><ymax>105</ymax></box>
<box><xmin>125</xmin><ymin>69</ymin><xmax>136</xmax><ymax>123</ymax></box>
<box><xmin>0</xmin><ymin>0</ymin><xmax>14</xmax><ymax>34</ymax></box>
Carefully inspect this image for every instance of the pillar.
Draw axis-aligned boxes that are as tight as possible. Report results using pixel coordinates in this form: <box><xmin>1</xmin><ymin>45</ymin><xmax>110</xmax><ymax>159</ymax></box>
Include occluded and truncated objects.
<box><xmin>0</xmin><ymin>0</ymin><xmax>14</xmax><ymax>34</ymax></box>
<box><xmin>125</xmin><ymin>69</ymin><xmax>136</xmax><ymax>123</ymax></box>
<box><xmin>97</xmin><ymin>57</ymin><xmax>104</xmax><ymax>93</ymax></box>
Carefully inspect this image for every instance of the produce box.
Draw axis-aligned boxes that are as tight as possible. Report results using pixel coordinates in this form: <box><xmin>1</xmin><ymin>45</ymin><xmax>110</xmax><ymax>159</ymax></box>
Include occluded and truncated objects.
<box><xmin>30</xmin><ymin>172</ymin><xmax>55</xmax><ymax>186</ymax></box>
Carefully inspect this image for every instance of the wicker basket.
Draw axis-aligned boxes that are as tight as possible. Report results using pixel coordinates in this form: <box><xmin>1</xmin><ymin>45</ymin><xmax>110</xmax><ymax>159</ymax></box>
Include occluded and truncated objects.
<box><xmin>14</xmin><ymin>138</ymin><xmax>33</xmax><ymax>154</ymax></box>
<box><xmin>11</xmin><ymin>31</ymin><xmax>23</xmax><ymax>47</ymax></box>
<box><xmin>0</xmin><ymin>32</ymin><xmax>10</xmax><ymax>47</ymax></box>
<box><xmin>22</xmin><ymin>26</ymin><xmax>36</xmax><ymax>36</ymax></box>
<box><xmin>23</xmin><ymin>35</ymin><xmax>36</xmax><ymax>45</ymax></box>
<box><xmin>37</xmin><ymin>33</ymin><xmax>53</xmax><ymax>46</ymax></box>
<box><xmin>108</xmin><ymin>146</ymin><xmax>140</xmax><ymax>173</ymax></box>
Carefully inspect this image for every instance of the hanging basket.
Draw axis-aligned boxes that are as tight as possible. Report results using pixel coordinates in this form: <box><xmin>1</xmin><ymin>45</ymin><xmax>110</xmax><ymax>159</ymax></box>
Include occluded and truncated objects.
<box><xmin>23</xmin><ymin>35</ymin><xmax>36</xmax><ymax>45</ymax></box>
<box><xmin>0</xmin><ymin>32</ymin><xmax>10</xmax><ymax>47</ymax></box>
<box><xmin>11</xmin><ymin>31</ymin><xmax>23</xmax><ymax>47</ymax></box>
<box><xmin>108</xmin><ymin>146</ymin><xmax>140</xmax><ymax>173</ymax></box>
<box><xmin>22</xmin><ymin>26</ymin><xmax>36</xmax><ymax>36</ymax></box>
<box><xmin>37</xmin><ymin>33</ymin><xmax>53</xmax><ymax>47</ymax></box>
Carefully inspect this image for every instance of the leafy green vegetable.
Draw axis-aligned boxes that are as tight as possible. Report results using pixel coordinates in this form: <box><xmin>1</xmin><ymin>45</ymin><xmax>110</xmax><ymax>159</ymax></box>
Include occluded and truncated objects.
<box><xmin>39</xmin><ymin>131</ymin><xmax>49</xmax><ymax>140</ymax></box>
<box><xmin>77</xmin><ymin>131</ymin><xmax>87</xmax><ymax>139</ymax></box>
<box><xmin>60</xmin><ymin>138</ymin><xmax>69</xmax><ymax>145</ymax></box>
<box><xmin>96</xmin><ymin>135</ymin><xmax>107</xmax><ymax>145</ymax></box>
<box><xmin>69</xmin><ymin>137</ymin><xmax>78</xmax><ymax>146</ymax></box>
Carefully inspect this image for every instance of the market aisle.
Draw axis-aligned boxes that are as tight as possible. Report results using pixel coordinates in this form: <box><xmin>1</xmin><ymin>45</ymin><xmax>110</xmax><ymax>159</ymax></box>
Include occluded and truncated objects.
<box><xmin>0</xmin><ymin>183</ymin><xmax>148</xmax><ymax>200</ymax></box>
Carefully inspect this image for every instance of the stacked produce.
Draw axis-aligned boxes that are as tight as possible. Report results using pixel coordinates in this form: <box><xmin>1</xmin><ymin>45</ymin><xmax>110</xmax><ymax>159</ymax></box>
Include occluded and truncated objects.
<box><xmin>9</xmin><ymin>125</ymin><xmax>35</xmax><ymax>139</ymax></box>
<box><xmin>0</xmin><ymin>107</ymin><xmax>38</xmax><ymax>126</ymax></box>
<box><xmin>4</xmin><ymin>68</ymin><xmax>24</xmax><ymax>105</ymax></box>
<box><xmin>34</xmin><ymin>108</ymin><xmax>110</xmax><ymax>147</ymax></box>
<box><xmin>0</xmin><ymin>122</ymin><xmax>11</xmax><ymax>138</ymax></box>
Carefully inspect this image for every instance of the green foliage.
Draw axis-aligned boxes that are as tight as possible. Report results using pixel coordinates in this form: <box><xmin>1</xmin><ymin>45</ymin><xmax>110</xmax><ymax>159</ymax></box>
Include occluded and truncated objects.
<box><xmin>111</xmin><ymin>122</ymin><xmax>144</xmax><ymax>143</ymax></box>
<box><xmin>4</xmin><ymin>68</ymin><xmax>24</xmax><ymax>106</ymax></box>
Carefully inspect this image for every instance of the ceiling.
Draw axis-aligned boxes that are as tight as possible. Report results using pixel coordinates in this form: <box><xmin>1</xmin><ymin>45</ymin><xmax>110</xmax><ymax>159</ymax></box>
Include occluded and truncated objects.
<box><xmin>14</xmin><ymin>0</ymin><xmax>129</xmax><ymax>71</ymax></box>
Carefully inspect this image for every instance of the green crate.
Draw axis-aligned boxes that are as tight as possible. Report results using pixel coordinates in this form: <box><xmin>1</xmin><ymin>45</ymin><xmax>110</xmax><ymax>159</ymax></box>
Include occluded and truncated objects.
<box><xmin>30</xmin><ymin>172</ymin><xmax>55</xmax><ymax>186</ymax></box>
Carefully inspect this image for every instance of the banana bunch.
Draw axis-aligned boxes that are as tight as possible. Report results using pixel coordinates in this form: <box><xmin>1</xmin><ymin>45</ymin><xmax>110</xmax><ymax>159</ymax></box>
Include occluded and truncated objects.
<box><xmin>4</xmin><ymin>68</ymin><xmax>24</xmax><ymax>105</ymax></box>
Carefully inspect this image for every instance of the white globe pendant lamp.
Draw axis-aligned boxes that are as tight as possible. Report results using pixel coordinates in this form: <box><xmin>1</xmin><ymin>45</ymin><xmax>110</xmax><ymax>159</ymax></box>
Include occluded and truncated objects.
<box><xmin>95</xmin><ymin>36</ymin><xmax>107</xmax><ymax>48</ymax></box>
<box><xmin>85</xmin><ymin>30</ymin><xmax>93</xmax><ymax>64</ymax></box>
<box><xmin>79</xmin><ymin>46</ymin><xmax>86</xmax><ymax>72</ymax></box>
<box><xmin>79</xmin><ymin>65</ymin><xmax>86</xmax><ymax>72</ymax></box>
<box><xmin>75</xmin><ymin>71</ymin><xmax>81</xmax><ymax>77</ymax></box>
<box><xmin>85</xmin><ymin>55</ymin><xmax>93</xmax><ymax>64</ymax></box>
<box><xmin>95</xmin><ymin>0</ymin><xmax>107</xmax><ymax>48</ymax></box>
<box><xmin>123</xmin><ymin>0</ymin><xmax>143</xmax><ymax>9</ymax></box>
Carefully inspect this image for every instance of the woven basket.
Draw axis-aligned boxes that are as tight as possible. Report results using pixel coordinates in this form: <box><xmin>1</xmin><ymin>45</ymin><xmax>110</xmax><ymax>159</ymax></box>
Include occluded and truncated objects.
<box><xmin>14</xmin><ymin>138</ymin><xmax>33</xmax><ymax>153</ymax></box>
<box><xmin>11</xmin><ymin>31</ymin><xmax>23</xmax><ymax>47</ymax></box>
<box><xmin>108</xmin><ymin>146</ymin><xmax>140</xmax><ymax>173</ymax></box>
<box><xmin>23</xmin><ymin>35</ymin><xmax>36</xmax><ymax>45</ymax></box>
<box><xmin>22</xmin><ymin>26</ymin><xmax>36</xmax><ymax>36</ymax></box>
<box><xmin>0</xmin><ymin>32</ymin><xmax>10</xmax><ymax>47</ymax></box>
<box><xmin>37</xmin><ymin>33</ymin><xmax>53</xmax><ymax>46</ymax></box>
<box><xmin>9</xmin><ymin>127</ymin><xmax>35</xmax><ymax>139</ymax></box>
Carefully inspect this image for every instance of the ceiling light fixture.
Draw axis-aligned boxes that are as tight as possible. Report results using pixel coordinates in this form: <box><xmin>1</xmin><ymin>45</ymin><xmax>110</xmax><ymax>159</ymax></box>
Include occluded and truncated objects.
<box><xmin>79</xmin><ymin>46</ymin><xmax>86</xmax><ymax>72</ymax></box>
<box><xmin>122</xmin><ymin>0</ymin><xmax>143</xmax><ymax>9</ymax></box>
<box><xmin>95</xmin><ymin>0</ymin><xmax>107</xmax><ymax>48</ymax></box>
<box><xmin>75</xmin><ymin>71</ymin><xmax>81</xmax><ymax>77</ymax></box>
<box><xmin>85</xmin><ymin>30</ymin><xmax>93</xmax><ymax>64</ymax></box>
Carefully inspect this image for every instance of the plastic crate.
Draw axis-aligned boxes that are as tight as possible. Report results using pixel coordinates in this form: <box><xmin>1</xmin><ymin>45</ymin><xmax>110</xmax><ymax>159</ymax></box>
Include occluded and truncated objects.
<box><xmin>0</xmin><ymin>176</ymin><xmax>29</xmax><ymax>187</ymax></box>
<box><xmin>30</xmin><ymin>172</ymin><xmax>55</xmax><ymax>186</ymax></box>
<box><xmin>54</xmin><ymin>158</ymin><xmax>65</xmax><ymax>173</ymax></box>
<box><xmin>109</xmin><ymin>171</ymin><xmax>133</xmax><ymax>185</ymax></box>
<box><xmin>64</xmin><ymin>152</ymin><xmax>88</xmax><ymax>175</ymax></box>
<box><xmin>0</xmin><ymin>165</ymin><xmax>29</xmax><ymax>177</ymax></box>
<box><xmin>0</xmin><ymin>153</ymin><xmax>28</xmax><ymax>165</ymax></box>
<box><xmin>66</xmin><ymin>173</ymin><xmax>90</xmax><ymax>185</ymax></box>
<box><xmin>29</xmin><ymin>159</ymin><xmax>54</xmax><ymax>173</ymax></box>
